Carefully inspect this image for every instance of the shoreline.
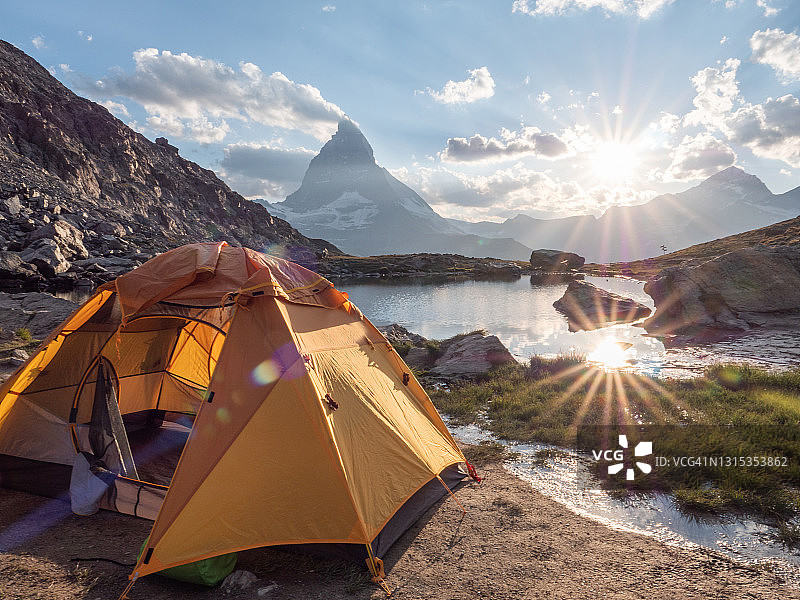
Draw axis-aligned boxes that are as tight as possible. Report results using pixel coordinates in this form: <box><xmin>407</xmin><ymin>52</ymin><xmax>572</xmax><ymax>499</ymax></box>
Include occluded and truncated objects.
<box><xmin>1</xmin><ymin>458</ymin><xmax>798</xmax><ymax>599</ymax></box>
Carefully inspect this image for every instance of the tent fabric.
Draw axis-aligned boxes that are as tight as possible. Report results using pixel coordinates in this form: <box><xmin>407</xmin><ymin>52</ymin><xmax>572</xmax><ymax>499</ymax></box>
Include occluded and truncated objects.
<box><xmin>0</xmin><ymin>242</ymin><xmax>468</xmax><ymax>582</ymax></box>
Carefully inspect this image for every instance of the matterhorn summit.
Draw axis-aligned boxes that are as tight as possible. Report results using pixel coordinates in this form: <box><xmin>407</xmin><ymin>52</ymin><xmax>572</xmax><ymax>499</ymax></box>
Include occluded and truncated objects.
<box><xmin>269</xmin><ymin>120</ymin><xmax>530</xmax><ymax>259</ymax></box>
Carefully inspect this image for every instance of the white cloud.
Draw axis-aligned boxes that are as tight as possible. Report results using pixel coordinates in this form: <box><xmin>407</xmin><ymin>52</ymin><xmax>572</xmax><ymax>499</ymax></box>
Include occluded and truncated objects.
<box><xmin>31</xmin><ymin>35</ymin><xmax>45</xmax><ymax>49</ymax></box>
<box><xmin>441</xmin><ymin>126</ymin><xmax>570</xmax><ymax>162</ymax></box>
<box><xmin>68</xmin><ymin>48</ymin><xmax>345</xmax><ymax>143</ymax></box>
<box><xmin>684</xmin><ymin>58</ymin><xmax>741</xmax><ymax>130</ymax></box>
<box><xmin>612</xmin><ymin>105</ymin><xmax>623</xmax><ymax>115</ymax></box>
<box><xmin>78</xmin><ymin>30</ymin><xmax>93</xmax><ymax>42</ymax></box>
<box><xmin>427</xmin><ymin>67</ymin><xmax>495</xmax><ymax>104</ymax></box>
<box><xmin>720</xmin><ymin>36</ymin><xmax>728</xmax><ymax>45</ymax></box>
<box><xmin>396</xmin><ymin>164</ymin><xmax>655</xmax><ymax>220</ymax></box>
<box><xmin>662</xmin><ymin>133</ymin><xmax>737</xmax><ymax>181</ymax></box>
<box><xmin>756</xmin><ymin>0</ymin><xmax>779</xmax><ymax>16</ymax></box>
<box><xmin>751</xmin><ymin>29</ymin><xmax>800</xmax><ymax>82</ymax></box>
<box><xmin>781</xmin><ymin>169</ymin><xmax>792</xmax><ymax>176</ymax></box>
<box><xmin>512</xmin><ymin>0</ymin><xmax>674</xmax><ymax>19</ymax></box>
<box><xmin>680</xmin><ymin>59</ymin><xmax>800</xmax><ymax>168</ymax></box>
<box><xmin>322</xmin><ymin>5</ymin><xmax>336</xmax><ymax>11</ymax></box>
<box><xmin>99</xmin><ymin>100</ymin><xmax>130</xmax><ymax>118</ymax></box>
<box><xmin>219</xmin><ymin>143</ymin><xmax>315</xmax><ymax>199</ymax></box>
<box><xmin>726</xmin><ymin>95</ymin><xmax>800</xmax><ymax>166</ymax></box>
<box><xmin>537</xmin><ymin>91</ymin><xmax>551</xmax><ymax>104</ymax></box>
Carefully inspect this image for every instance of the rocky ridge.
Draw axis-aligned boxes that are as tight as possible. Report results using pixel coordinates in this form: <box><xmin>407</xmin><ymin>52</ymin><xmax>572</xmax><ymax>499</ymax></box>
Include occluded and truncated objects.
<box><xmin>0</xmin><ymin>40</ymin><xmax>335</xmax><ymax>290</ymax></box>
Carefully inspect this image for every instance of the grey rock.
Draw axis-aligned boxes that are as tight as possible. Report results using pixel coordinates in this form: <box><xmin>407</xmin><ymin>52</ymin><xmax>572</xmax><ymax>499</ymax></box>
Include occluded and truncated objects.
<box><xmin>530</xmin><ymin>249</ymin><xmax>585</xmax><ymax>272</ymax></box>
<box><xmin>644</xmin><ymin>245</ymin><xmax>800</xmax><ymax>341</ymax></box>
<box><xmin>94</xmin><ymin>221</ymin><xmax>126</xmax><ymax>237</ymax></box>
<box><xmin>19</xmin><ymin>240</ymin><xmax>71</xmax><ymax>276</ymax></box>
<box><xmin>430</xmin><ymin>332</ymin><xmax>515</xmax><ymax>378</ymax></box>
<box><xmin>27</xmin><ymin>219</ymin><xmax>89</xmax><ymax>260</ymax></box>
<box><xmin>1</xmin><ymin>195</ymin><xmax>22</xmax><ymax>216</ymax></box>
<box><xmin>378</xmin><ymin>323</ymin><xmax>428</xmax><ymax>346</ymax></box>
<box><xmin>0</xmin><ymin>251</ymin><xmax>38</xmax><ymax>279</ymax></box>
<box><xmin>0</xmin><ymin>292</ymin><xmax>79</xmax><ymax>338</ymax></box>
<box><xmin>553</xmin><ymin>280</ymin><xmax>651</xmax><ymax>332</ymax></box>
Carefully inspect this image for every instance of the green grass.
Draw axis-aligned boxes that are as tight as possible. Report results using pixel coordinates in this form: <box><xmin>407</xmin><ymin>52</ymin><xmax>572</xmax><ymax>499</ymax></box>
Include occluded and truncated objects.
<box><xmin>14</xmin><ymin>327</ymin><xmax>32</xmax><ymax>342</ymax></box>
<box><xmin>429</xmin><ymin>358</ymin><xmax>800</xmax><ymax>518</ymax></box>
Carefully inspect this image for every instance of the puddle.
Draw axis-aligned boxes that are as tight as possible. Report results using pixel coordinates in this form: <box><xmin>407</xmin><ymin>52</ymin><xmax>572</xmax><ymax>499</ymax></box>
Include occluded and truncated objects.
<box><xmin>446</xmin><ymin>420</ymin><xmax>800</xmax><ymax>583</ymax></box>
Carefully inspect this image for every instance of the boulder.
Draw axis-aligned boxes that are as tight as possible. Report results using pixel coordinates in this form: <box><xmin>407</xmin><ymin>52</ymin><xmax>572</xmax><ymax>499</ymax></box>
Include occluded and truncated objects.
<box><xmin>26</xmin><ymin>219</ymin><xmax>89</xmax><ymax>260</ymax></box>
<box><xmin>0</xmin><ymin>196</ymin><xmax>22</xmax><ymax>216</ymax></box>
<box><xmin>530</xmin><ymin>249</ymin><xmax>585</xmax><ymax>272</ymax></box>
<box><xmin>94</xmin><ymin>221</ymin><xmax>126</xmax><ymax>237</ymax></box>
<box><xmin>18</xmin><ymin>239</ymin><xmax>71</xmax><ymax>276</ymax></box>
<box><xmin>644</xmin><ymin>246</ymin><xmax>800</xmax><ymax>341</ymax></box>
<box><xmin>430</xmin><ymin>332</ymin><xmax>515</xmax><ymax>378</ymax></box>
<box><xmin>0</xmin><ymin>292</ymin><xmax>79</xmax><ymax>338</ymax></box>
<box><xmin>553</xmin><ymin>280</ymin><xmax>651</xmax><ymax>331</ymax></box>
<box><xmin>378</xmin><ymin>323</ymin><xmax>428</xmax><ymax>346</ymax></box>
<box><xmin>0</xmin><ymin>251</ymin><xmax>39</xmax><ymax>280</ymax></box>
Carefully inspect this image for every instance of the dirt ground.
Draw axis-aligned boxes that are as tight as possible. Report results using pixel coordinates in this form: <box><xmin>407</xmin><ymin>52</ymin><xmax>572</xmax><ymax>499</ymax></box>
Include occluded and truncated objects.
<box><xmin>2</xmin><ymin>458</ymin><xmax>799</xmax><ymax>600</ymax></box>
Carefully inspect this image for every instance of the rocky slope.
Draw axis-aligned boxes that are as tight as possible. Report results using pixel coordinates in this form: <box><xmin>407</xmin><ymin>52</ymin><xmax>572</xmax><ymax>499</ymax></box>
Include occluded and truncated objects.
<box><xmin>0</xmin><ymin>40</ymin><xmax>335</xmax><ymax>289</ymax></box>
<box><xmin>269</xmin><ymin>120</ymin><xmax>531</xmax><ymax>260</ymax></box>
<box><xmin>456</xmin><ymin>167</ymin><xmax>800</xmax><ymax>263</ymax></box>
<box><xmin>587</xmin><ymin>213</ymin><xmax>800</xmax><ymax>279</ymax></box>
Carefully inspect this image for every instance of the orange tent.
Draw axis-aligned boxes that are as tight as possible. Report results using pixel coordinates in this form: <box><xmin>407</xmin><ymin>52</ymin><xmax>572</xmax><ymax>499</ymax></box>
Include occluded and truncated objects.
<box><xmin>0</xmin><ymin>242</ymin><xmax>471</xmax><ymax>591</ymax></box>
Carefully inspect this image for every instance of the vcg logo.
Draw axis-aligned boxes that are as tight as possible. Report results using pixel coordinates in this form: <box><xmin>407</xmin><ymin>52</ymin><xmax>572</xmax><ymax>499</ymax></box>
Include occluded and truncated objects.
<box><xmin>591</xmin><ymin>435</ymin><xmax>653</xmax><ymax>481</ymax></box>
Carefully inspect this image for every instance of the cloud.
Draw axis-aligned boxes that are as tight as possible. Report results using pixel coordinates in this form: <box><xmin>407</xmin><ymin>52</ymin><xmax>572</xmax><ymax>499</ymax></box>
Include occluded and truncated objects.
<box><xmin>68</xmin><ymin>48</ymin><xmax>345</xmax><ymax>142</ymax></box>
<box><xmin>726</xmin><ymin>95</ymin><xmax>800</xmax><ymax>166</ymax></box>
<box><xmin>662</xmin><ymin>133</ymin><xmax>737</xmax><ymax>181</ymax></box>
<box><xmin>322</xmin><ymin>5</ymin><xmax>336</xmax><ymax>10</ymax></box>
<box><xmin>441</xmin><ymin>126</ymin><xmax>570</xmax><ymax>162</ymax></box>
<box><xmin>427</xmin><ymin>67</ymin><xmax>495</xmax><ymax>104</ymax></box>
<box><xmin>751</xmin><ymin>29</ymin><xmax>800</xmax><ymax>82</ymax></box>
<box><xmin>684</xmin><ymin>58</ymin><xmax>741</xmax><ymax>129</ymax></box>
<box><xmin>99</xmin><ymin>100</ymin><xmax>130</xmax><ymax>118</ymax></box>
<box><xmin>218</xmin><ymin>143</ymin><xmax>315</xmax><ymax>199</ymax></box>
<box><xmin>78</xmin><ymin>30</ymin><xmax>93</xmax><ymax>42</ymax></box>
<box><xmin>512</xmin><ymin>0</ymin><xmax>674</xmax><ymax>19</ymax></box>
<box><xmin>612</xmin><ymin>105</ymin><xmax>623</xmax><ymax>115</ymax></box>
<box><xmin>537</xmin><ymin>91</ymin><xmax>551</xmax><ymax>104</ymax></box>
<box><xmin>720</xmin><ymin>36</ymin><xmax>728</xmax><ymax>45</ymax></box>
<box><xmin>31</xmin><ymin>35</ymin><xmax>45</xmax><ymax>49</ymax></box>
<box><xmin>681</xmin><ymin>59</ymin><xmax>800</xmax><ymax>168</ymax></box>
<box><xmin>395</xmin><ymin>164</ymin><xmax>655</xmax><ymax>220</ymax></box>
<box><xmin>756</xmin><ymin>0</ymin><xmax>779</xmax><ymax>16</ymax></box>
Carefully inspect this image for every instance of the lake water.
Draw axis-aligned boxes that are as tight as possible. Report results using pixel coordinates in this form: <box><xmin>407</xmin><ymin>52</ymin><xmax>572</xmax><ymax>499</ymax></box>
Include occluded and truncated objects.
<box><xmin>338</xmin><ymin>275</ymin><xmax>800</xmax><ymax>377</ymax></box>
<box><xmin>447</xmin><ymin>421</ymin><xmax>800</xmax><ymax>581</ymax></box>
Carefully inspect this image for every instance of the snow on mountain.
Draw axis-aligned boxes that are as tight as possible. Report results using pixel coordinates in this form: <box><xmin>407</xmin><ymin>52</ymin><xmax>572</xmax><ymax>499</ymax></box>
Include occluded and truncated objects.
<box><xmin>270</xmin><ymin>120</ymin><xmax>530</xmax><ymax>259</ymax></box>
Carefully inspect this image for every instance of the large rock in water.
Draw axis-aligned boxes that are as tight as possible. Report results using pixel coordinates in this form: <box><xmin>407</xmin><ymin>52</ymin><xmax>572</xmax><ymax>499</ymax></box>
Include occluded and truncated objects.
<box><xmin>644</xmin><ymin>246</ymin><xmax>800</xmax><ymax>341</ymax></box>
<box><xmin>553</xmin><ymin>280</ymin><xmax>651</xmax><ymax>331</ymax></box>
<box><xmin>430</xmin><ymin>332</ymin><xmax>516</xmax><ymax>378</ymax></box>
<box><xmin>530</xmin><ymin>249</ymin><xmax>585</xmax><ymax>272</ymax></box>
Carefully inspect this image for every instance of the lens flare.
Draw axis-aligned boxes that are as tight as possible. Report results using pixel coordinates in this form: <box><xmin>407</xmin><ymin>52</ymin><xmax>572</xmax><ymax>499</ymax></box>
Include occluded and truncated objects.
<box><xmin>252</xmin><ymin>359</ymin><xmax>280</xmax><ymax>385</ymax></box>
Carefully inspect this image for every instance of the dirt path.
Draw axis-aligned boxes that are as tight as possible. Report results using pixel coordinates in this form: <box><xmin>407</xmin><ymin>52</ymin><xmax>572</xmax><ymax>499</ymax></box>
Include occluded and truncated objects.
<box><xmin>1</xmin><ymin>460</ymin><xmax>798</xmax><ymax>600</ymax></box>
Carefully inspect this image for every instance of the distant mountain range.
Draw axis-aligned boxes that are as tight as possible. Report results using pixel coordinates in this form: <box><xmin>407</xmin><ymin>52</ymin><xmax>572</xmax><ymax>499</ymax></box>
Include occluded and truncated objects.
<box><xmin>453</xmin><ymin>167</ymin><xmax>800</xmax><ymax>262</ymax></box>
<box><xmin>0</xmin><ymin>40</ymin><xmax>333</xmax><ymax>263</ymax></box>
<box><xmin>268</xmin><ymin>120</ymin><xmax>532</xmax><ymax>260</ymax></box>
<box><xmin>270</xmin><ymin>119</ymin><xmax>799</xmax><ymax>262</ymax></box>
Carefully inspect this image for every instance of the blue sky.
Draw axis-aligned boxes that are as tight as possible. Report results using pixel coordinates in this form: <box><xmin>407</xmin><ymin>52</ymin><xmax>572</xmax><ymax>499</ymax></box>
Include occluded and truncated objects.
<box><xmin>3</xmin><ymin>0</ymin><xmax>800</xmax><ymax>221</ymax></box>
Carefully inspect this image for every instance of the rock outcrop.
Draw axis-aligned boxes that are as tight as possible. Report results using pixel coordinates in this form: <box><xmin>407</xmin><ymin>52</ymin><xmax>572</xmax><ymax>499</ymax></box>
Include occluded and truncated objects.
<box><xmin>644</xmin><ymin>246</ymin><xmax>800</xmax><ymax>341</ymax></box>
<box><xmin>0</xmin><ymin>292</ymin><xmax>78</xmax><ymax>338</ymax></box>
<box><xmin>553</xmin><ymin>280</ymin><xmax>651</xmax><ymax>331</ymax></box>
<box><xmin>0</xmin><ymin>40</ymin><xmax>337</xmax><ymax>290</ymax></box>
<box><xmin>377</xmin><ymin>323</ymin><xmax>428</xmax><ymax>347</ymax></box>
<box><xmin>429</xmin><ymin>332</ymin><xmax>516</xmax><ymax>378</ymax></box>
<box><xmin>530</xmin><ymin>249</ymin><xmax>585</xmax><ymax>272</ymax></box>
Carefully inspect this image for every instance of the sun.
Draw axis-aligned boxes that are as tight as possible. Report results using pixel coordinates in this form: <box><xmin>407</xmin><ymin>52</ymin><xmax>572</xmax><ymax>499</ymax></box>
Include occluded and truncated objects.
<box><xmin>587</xmin><ymin>338</ymin><xmax>635</xmax><ymax>370</ymax></box>
<box><xmin>591</xmin><ymin>142</ymin><xmax>640</xmax><ymax>182</ymax></box>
